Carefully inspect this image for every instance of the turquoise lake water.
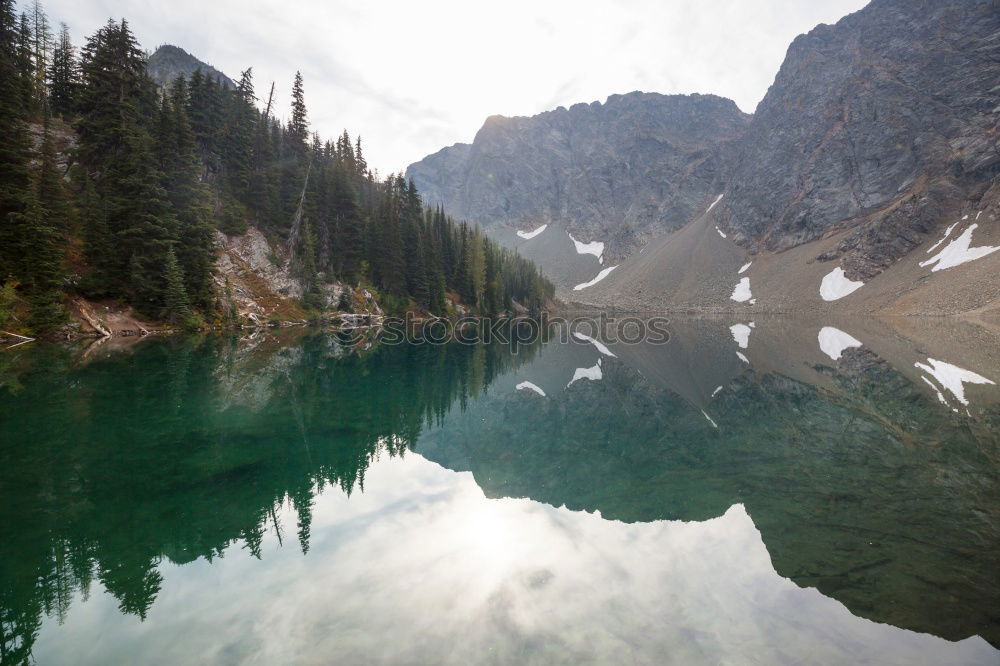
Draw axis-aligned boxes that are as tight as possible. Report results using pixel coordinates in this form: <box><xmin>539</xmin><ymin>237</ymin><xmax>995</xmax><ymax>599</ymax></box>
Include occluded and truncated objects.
<box><xmin>1</xmin><ymin>318</ymin><xmax>997</xmax><ymax>665</ymax></box>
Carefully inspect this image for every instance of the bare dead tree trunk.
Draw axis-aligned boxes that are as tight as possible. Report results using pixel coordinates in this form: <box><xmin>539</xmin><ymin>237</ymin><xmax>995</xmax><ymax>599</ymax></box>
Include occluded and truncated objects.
<box><xmin>263</xmin><ymin>81</ymin><xmax>275</xmax><ymax>121</ymax></box>
<box><xmin>285</xmin><ymin>160</ymin><xmax>312</xmax><ymax>268</ymax></box>
<box><xmin>73</xmin><ymin>299</ymin><xmax>112</xmax><ymax>338</ymax></box>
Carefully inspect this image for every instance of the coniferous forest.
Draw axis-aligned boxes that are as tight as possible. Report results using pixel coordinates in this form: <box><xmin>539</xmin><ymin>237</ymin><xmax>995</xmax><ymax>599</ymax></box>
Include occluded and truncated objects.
<box><xmin>0</xmin><ymin>1</ymin><xmax>554</xmax><ymax>336</ymax></box>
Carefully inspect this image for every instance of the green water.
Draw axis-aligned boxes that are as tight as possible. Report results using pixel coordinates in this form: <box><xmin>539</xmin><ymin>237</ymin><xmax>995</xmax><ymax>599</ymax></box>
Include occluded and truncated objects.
<box><xmin>1</xmin><ymin>319</ymin><xmax>998</xmax><ymax>665</ymax></box>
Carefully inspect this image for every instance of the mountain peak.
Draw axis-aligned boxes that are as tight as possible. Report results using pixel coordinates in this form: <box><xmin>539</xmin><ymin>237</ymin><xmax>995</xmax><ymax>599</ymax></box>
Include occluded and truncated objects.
<box><xmin>147</xmin><ymin>44</ymin><xmax>234</xmax><ymax>89</ymax></box>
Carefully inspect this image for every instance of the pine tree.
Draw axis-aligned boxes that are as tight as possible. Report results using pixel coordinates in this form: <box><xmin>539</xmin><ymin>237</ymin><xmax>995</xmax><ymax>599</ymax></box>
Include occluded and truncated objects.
<box><xmin>105</xmin><ymin>129</ymin><xmax>177</xmax><ymax>308</ymax></box>
<box><xmin>37</xmin><ymin>116</ymin><xmax>71</xmax><ymax>229</ymax></box>
<box><xmin>161</xmin><ymin>247</ymin><xmax>190</xmax><ymax>324</ymax></box>
<box><xmin>77</xmin><ymin>19</ymin><xmax>152</xmax><ymax>167</ymax></box>
<box><xmin>354</xmin><ymin>136</ymin><xmax>367</xmax><ymax>176</ymax></box>
<box><xmin>78</xmin><ymin>173</ymin><xmax>112</xmax><ymax>295</ymax></box>
<box><xmin>331</xmin><ymin>164</ymin><xmax>363</xmax><ymax>282</ymax></box>
<box><xmin>15</xmin><ymin>11</ymin><xmax>34</xmax><ymax>114</ymax></box>
<box><xmin>159</xmin><ymin>77</ymin><xmax>215</xmax><ymax>309</ymax></box>
<box><xmin>22</xmin><ymin>194</ymin><xmax>65</xmax><ymax>332</ymax></box>
<box><xmin>29</xmin><ymin>0</ymin><xmax>51</xmax><ymax>110</ymax></box>
<box><xmin>288</xmin><ymin>71</ymin><xmax>308</xmax><ymax>156</ymax></box>
<box><xmin>21</xmin><ymin>142</ymin><xmax>67</xmax><ymax>334</ymax></box>
<box><xmin>48</xmin><ymin>22</ymin><xmax>77</xmax><ymax>117</ymax></box>
<box><xmin>0</xmin><ymin>0</ymin><xmax>31</xmax><ymax>279</ymax></box>
<box><xmin>299</xmin><ymin>217</ymin><xmax>323</xmax><ymax>310</ymax></box>
<box><xmin>225</xmin><ymin>67</ymin><xmax>256</xmax><ymax>192</ymax></box>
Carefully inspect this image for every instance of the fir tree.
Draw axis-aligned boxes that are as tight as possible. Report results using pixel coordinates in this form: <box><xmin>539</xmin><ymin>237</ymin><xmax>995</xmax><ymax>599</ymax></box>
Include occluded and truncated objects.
<box><xmin>29</xmin><ymin>0</ymin><xmax>51</xmax><ymax>110</ymax></box>
<box><xmin>21</xmin><ymin>159</ymin><xmax>66</xmax><ymax>334</ymax></box>
<box><xmin>47</xmin><ymin>22</ymin><xmax>77</xmax><ymax>117</ymax></box>
<box><xmin>299</xmin><ymin>217</ymin><xmax>323</xmax><ymax>310</ymax></box>
<box><xmin>0</xmin><ymin>0</ymin><xmax>31</xmax><ymax>279</ymax></box>
<box><xmin>161</xmin><ymin>247</ymin><xmax>190</xmax><ymax>324</ymax></box>
<box><xmin>287</xmin><ymin>70</ymin><xmax>308</xmax><ymax>155</ymax></box>
<box><xmin>105</xmin><ymin>129</ymin><xmax>177</xmax><ymax>308</ymax></box>
<box><xmin>158</xmin><ymin>77</ymin><xmax>215</xmax><ymax>309</ymax></box>
<box><xmin>78</xmin><ymin>173</ymin><xmax>112</xmax><ymax>295</ymax></box>
<box><xmin>225</xmin><ymin>67</ymin><xmax>256</xmax><ymax>192</ymax></box>
<box><xmin>77</xmin><ymin>19</ymin><xmax>152</xmax><ymax>167</ymax></box>
<box><xmin>37</xmin><ymin>116</ymin><xmax>71</xmax><ymax>230</ymax></box>
<box><xmin>15</xmin><ymin>12</ymin><xmax>34</xmax><ymax>113</ymax></box>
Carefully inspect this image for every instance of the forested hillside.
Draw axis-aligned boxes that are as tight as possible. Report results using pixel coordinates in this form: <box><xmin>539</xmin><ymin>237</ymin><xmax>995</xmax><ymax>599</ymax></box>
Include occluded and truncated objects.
<box><xmin>0</xmin><ymin>1</ymin><xmax>553</xmax><ymax>337</ymax></box>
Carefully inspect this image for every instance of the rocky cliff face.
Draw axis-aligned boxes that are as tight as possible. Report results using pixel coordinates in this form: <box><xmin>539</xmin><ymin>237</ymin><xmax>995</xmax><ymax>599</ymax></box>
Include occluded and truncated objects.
<box><xmin>715</xmin><ymin>0</ymin><xmax>1000</xmax><ymax>278</ymax></box>
<box><xmin>408</xmin><ymin>0</ymin><xmax>1000</xmax><ymax>309</ymax></box>
<box><xmin>147</xmin><ymin>44</ymin><xmax>235</xmax><ymax>89</ymax></box>
<box><xmin>407</xmin><ymin>93</ymin><xmax>750</xmax><ymax>259</ymax></box>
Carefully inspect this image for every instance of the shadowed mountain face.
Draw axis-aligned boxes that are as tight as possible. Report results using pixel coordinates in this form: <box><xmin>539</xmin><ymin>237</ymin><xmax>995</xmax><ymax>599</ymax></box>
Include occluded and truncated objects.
<box><xmin>408</xmin><ymin>0</ymin><xmax>1000</xmax><ymax>309</ymax></box>
<box><xmin>147</xmin><ymin>44</ymin><xmax>235</xmax><ymax>89</ymax></box>
<box><xmin>0</xmin><ymin>320</ymin><xmax>997</xmax><ymax>661</ymax></box>
<box><xmin>407</xmin><ymin>93</ymin><xmax>750</xmax><ymax>261</ymax></box>
<box><xmin>716</xmin><ymin>0</ymin><xmax>1000</xmax><ymax>276</ymax></box>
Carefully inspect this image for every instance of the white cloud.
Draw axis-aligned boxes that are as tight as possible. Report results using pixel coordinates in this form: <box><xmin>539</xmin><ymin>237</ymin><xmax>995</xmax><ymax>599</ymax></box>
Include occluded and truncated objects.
<box><xmin>35</xmin><ymin>0</ymin><xmax>869</xmax><ymax>174</ymax></box>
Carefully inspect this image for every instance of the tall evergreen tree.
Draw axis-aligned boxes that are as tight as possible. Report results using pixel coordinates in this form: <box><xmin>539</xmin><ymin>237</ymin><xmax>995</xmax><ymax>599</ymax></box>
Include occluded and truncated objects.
<box><xmin>48</xmin><ymin>22</ymin><xmax>77</xmax><ymax>117</ymax></box>
<box><xmin>29</xmin><ymin>0</ymin><xmax>51</xmax><ymax>109</ymax></box>
<box><xmin>77</xmin><ymin>19</ymin><xmax>152</xmax><ymax>167</ymax></box>
<box><xmin>105</xmin><ymin>129</ymin><xmax>177</xmax><ymax>308</ymax></box>
<box><xmin>78</xmin><ymin>173</ymin><xmax>112</xmax><ymax>295</ymax></box>
<box><xmin>21</xmin><ymin>125</ymin><xmax>69</xmax><ymax>333</ymax></box>
<box><xmin>15</xmin><ymin>12</ymin><xmax>33</xmax><ymax>113</ymax></box>
<box><xmin>299</xmin><ymin>217</ymin><xmax>323</xmax><ymax>310</ymax></box>
<box><xmin>225</xmin><ymin>67</ymin><xmax>256</xmax><ymax>192</ymax></box>
<box><xmin>21</xmin><ymin>186</ymin><xmax>65</xmax><ymax>332</ymax></box>
<box><xmin>287</xmin><ymin>71</ymin><xmax>308</xmax><ymax>156</ymax></box>
<box><xmin>0</xmin><ymin>0</ymin><xmax>32</xmax><ymax>279</ymax></box>
<box><xmin>159</xmin><ymin>77</ymin><xmax>215</xmax><ymax>309</ymax></box>
<box><xmin>161</xmin><ymin>247</ymin><xmax>190</xmax><ymax>324</ymax></box>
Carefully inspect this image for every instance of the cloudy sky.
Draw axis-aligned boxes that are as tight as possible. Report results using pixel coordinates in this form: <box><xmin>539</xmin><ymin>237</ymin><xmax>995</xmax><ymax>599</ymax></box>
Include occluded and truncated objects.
<box><xmin>36</xmin><ymin>0</ymin><xmax>868</xmax><ymax>174</ymax></box>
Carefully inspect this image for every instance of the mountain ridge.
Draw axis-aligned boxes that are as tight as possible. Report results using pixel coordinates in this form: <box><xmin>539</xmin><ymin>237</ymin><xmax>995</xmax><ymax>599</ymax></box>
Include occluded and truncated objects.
<box><xmin>407</xmin><ymin>0</ymin><xmax>1000</xmax><ymax>313</ymax></box>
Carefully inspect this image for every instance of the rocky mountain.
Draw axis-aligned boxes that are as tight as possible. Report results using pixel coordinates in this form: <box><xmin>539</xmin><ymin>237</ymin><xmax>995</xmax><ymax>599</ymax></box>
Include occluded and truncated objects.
<box><xmin>715</xmin><ymin>0</ymin><xmax>1000</xmax><ymax>278</ymax></box>
<box><xmin>408</xmin><ymin>92</ymin><xmax>749</xmax><ymax>259</ymax></box>
<box><xmin>147</xmin><ymin>44</ymin><xmax>234</xmax><ymax>89</ymax></box>
<box><xmin>408</xmin><ymin>0</ymin><xmax>1000</xmax><ymax>314</ymax></box>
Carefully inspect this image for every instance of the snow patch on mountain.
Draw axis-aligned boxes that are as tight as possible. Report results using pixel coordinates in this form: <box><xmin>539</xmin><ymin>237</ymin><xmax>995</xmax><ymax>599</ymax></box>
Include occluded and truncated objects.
<box><xmin>567</xmin><ymin>232</ymin><xmax>604</xmax><ymax>262</ymax></box>
<box><xmin>574</xmin><ymin>266</ymin><xmax>617</xmax><ymax>291</ymax></box>
<box><xmin>919</xmin><ymin>224</ymin><xmax>1000</xmax><ymax>272</ymax></box>
<box><xmin>706</xmin><ymin>193</ymin><xmax>724</xmax><ymax>213</ymax></box>
<box><xmin>926</xmin><ymin>222</ymin><xmax>959</xmax><ymax>254</ymax></box>
<box><xmin>730</xmin><ymin>277</ymin><xmax>752</xmax><ymax>303</ymax></box>
<box><xmin>820</xmin><ymin>267</ymin><xmax>864</xmax><ymax>301</ymax></box>
<box><xmin>517</xmin><ymin>224</ymin><xmax>548</xmax><ymax>240</ymax></box>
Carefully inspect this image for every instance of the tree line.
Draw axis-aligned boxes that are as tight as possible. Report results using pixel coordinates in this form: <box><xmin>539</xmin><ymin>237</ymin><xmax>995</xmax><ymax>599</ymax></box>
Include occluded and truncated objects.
<box><xmin>0</xmin><ymin>0</ymin><xmax>554</xmax><ymax>334</ymax></box>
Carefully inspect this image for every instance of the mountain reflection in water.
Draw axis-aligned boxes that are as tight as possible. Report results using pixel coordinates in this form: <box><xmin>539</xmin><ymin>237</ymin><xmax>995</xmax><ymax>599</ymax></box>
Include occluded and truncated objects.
<box><xmin>0</xmin><ymin>318</ymin><xmax>997</xmax><ymax>665</ymax></box>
